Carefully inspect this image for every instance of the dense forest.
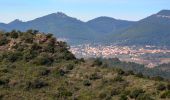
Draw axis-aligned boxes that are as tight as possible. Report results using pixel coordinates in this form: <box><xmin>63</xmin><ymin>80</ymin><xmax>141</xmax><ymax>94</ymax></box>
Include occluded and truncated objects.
<box><xmin>101</xmin><ymin>58</ymin><xmax>170</xmax><ymax>80</ymax></box>
<box><xmin>0</xmin><ymin>30</ymin><xmax>170</xmax><ymax>100</ymax></box>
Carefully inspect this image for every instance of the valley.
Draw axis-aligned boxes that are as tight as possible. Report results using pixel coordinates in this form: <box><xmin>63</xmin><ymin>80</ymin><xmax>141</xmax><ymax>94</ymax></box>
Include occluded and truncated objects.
<box><xmin>70</xmin><ymin>44</ymin><xmax>170</xmax><ymax>67</ymax></box>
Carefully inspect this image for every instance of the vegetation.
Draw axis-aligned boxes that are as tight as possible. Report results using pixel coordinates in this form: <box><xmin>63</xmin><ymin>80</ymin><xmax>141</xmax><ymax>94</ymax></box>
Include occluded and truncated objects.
<box><xmin>0</xmin><ymin>30</ymin><xmax>169</xmax><ymax>100</ymax></box>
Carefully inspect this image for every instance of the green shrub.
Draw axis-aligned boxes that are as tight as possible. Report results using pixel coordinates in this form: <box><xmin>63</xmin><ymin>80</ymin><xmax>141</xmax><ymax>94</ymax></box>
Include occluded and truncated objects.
<box><xmin>135</xmin><ymin>72</ymin><xmax>144</xmax><ymax>78</ymax></box>
<box><xmin>83</xmin><ymin>80</ymin><xmax>91</xmax><ymax>86</ymax></box>
<box><xmin>130</xmin><ymin>89</ymin><xmax>145</xmax><ymax>99</ymax></box>
<box><xmin>157</xmin><ymin>84</ymin><xmax>166</xmax><ymax>91</ymax></box>
<box><xmin>167</xmin><ymin>84</ymin><xmax>170</xmax><ymax>90</ymax></box>
<box><xmin>92</xmin><ymin>58</ymin><xmax>103</xmax><ymax>66</ymax></box>
<box><xmin>5</xmin><ymin>52</ymin><xmax>22</xmax><ymax>62</ymax></box>
<box><xmin>119</xmin><ymin>94</ymin><xmax>128</xmax><ymax>100</ymax></box>
<box><xmin>110</xmin><ymin>88</ymin><xmax>120</xmax><ymax>96</ymax></box>
<box><xmin>25</xmin><ymin>79</ymin><xmax>48</xmax><ymax>90</ymax></box>
<box><xmin>136</xmin><ymin>94</ymin><xmax>154</xmax><ymax>100</ymax></box>
<box><xmin>66</xmin><ymin>64</ymin><xmax>74</xmax><ymax>70</ymax></box>
<box><xmin>114</xmin><ymin>76</ymin><xmax>124</xmax><ymax>82</ymax></box>
<box><xmin>160</xmin><ymin>90</ymin><xmax>170</xmax><ymax>98</ymax></box>
<box><xmin>10</xmin><ymin>30</ymin><xmax>18</xmax><ymax>38</ymax></box>
<box><xmin>54</xmin><ymin>69</ymin><xmax>67</xmax><ymax>77</ymax></box>
<box><xmin>46</xmin><ymin>33</ymin><xmax>53</xmax><ymax>38</ymax></box>
<box><xmin>99</xmin><ymin>92</ymin><xmax>107</xmax><ymax>99</ymax></box>
<box><xmin>89</xmin><ymin>73</ymin><xmax>101</xmax><ymax>80</ymax></box>
<box><xmin>33</xmin><ymin>55</ymin><xmax>53</xmax><ymax>66</ymax></box>
<box><xmin>0</xmin><ymin>36</ymin><xmax>9</xmax><ymax>46</ymax></box>
<box><xmin>56</xmin><ymin>87</ymin><xmax>73</xmax><ymax>98</ymax></box>
<box><xmin>116</xmin><ymin>69</ymin><xmax>125</xmax><ymax>75</ymax></box>
<box><xmin>126</xmin><ymin>70</ymin><xmax>134</xmax><ymax>75</ymax></box>
<box><xmin>152</xmin><ymin>76</ymin><xmax>164</xmax><ymax>81</ymax></box>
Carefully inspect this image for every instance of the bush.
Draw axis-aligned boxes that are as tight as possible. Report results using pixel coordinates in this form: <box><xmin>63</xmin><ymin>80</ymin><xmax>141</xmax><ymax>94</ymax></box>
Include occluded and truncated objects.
<box><xmin>56</xmin><ymin>87</ymin><xmax>73</xmax><ymax>98</ymax></box>
<box><xmin>46</xmin><ymin>33</ymin><xmax>53</xmax><ymax>38</ymax></box>
<box><xmin>0</xmin><ymin>36</ymin><xmax>9</xmax><ymax>46</ymax></box>
<box><xmin>119</xmin><ymin>94</ymin><xmax>128</xmax><ymax>100</ymax></box>
<box><xmin>152</xmin><ymin>76</ymin><xmax>164</xmax><ymax>81</ymax></box>
<box><xmin>83</xmin><ymin>80</ymin><xmax>91</xmax><ymax>86</ymax></box>
<box><xmin>99</xmin><ymin>92</ymin><xmax>107</xmax><ymax>99</ymax></box>
<box><xmin>25</xmin><ymin>80</ymin><xmax>48</xmax><ymax>90</ymax></box>
<box><xmin>130</xmin><ymin>89</ymin><xmax>145</xmax><ymax>99</ymax></box>
<box><xmin>33</xmin><ymin>55</ymin><xmax>53</xmax><ymax>66</ymax></box>
<box><xmin>136</xmin><ymin>94</ymin><xmax>154</xmax><ymax>100</ymax></box>
<box><xmin>92</xmin><ymin>58</ymin><xmax>103</xmax><ymax>66</ymax></box>
<box><xmin>114</xmin><ymin>76</ymin><xmax>124</xmax><ymax>82</ymax></box>
<box><xmin>160</xmin><ymin>90</ymin><xmax>170</xmax><ymax>98</ymax></box>
<box><xmin>135</xmin><ymin>72</ymin><xmax>144</xmax><ymax>78</ymax></box>
<box><xmin>116</xmin><ymin>69</ymin><xmax>125</xmax><ymax>75</ymax></box>
<box><xmin>5</xmin><ymin>52</ymin><xmax>22</xmax><ymax>62</ymax></box>
<box><xmin>157</xmin><ymin>84</ymin><xmax>166</xmax><ymax>91</ymax></box>
<box><xmin>126</xmin><ymin>70</ymin><xmax>134</xmax><ymax>75</ymax></box>
<box><xmin>10</xmin><ymin>30</ymin><xmax>18</xmax><ymax>38</ymax></box>
<box><xmin>66</xmin><ymin>64</ymin><xmax>74</xmax><ymax>70</ymax></box>
<box><xmin>167</xmin><ymin>84</ymin><xmax>170</xmax><ymax>90</ymax></box>
<box><xmin>89</xmin><ymin>73</ymin><xmax>101</xmax><ymax>80</ymax></box>
<box><xmin>54</xmin><ymin>69</ymin><xmax>67</xmax><ymax>77</ymax></box>
<box><xmin>111</xmin><ymin>88</ymin><xmax>120</xmax><ymax>96</ymax></box>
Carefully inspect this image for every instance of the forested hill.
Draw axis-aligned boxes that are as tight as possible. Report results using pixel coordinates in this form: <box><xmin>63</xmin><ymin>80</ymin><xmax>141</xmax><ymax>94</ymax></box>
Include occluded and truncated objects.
<box><xmin>0</xmin><ymin>30</ymin><xmax>170</xmax><ymax>100</ymax></box>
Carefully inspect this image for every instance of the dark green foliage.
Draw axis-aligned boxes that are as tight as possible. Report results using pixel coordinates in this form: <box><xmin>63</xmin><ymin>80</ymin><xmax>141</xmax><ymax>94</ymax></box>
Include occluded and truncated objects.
<box><xmin>116</xmin><ymin>68</ymin><xmax>125</xmax><ymax>75</ymax></box>
<box><xmin>114</xmin><ymin>76</ymin><xmax>124</xmax><ymax>82</ymax></box>
<box><xmin>92</xmin><ymin>58</ymin><xmax>103</xmax><ymax>66</ymax></box>
<box><xmin>99</xmin><ymin>92</ymin><xmax>107</xmax><ymax>99</ymax></box>
<box><xmin>56</xmin><ymin>87</ymin><xmax>73</xmax><ymax>98</ymax></box>
<box><xmin>130</xmin><ymin>89</ymin><xmax>145</xmax><ymax>99</ymax></box>
<box><xmin>119</xmin><ymin>94</ymin><xmax>128</xmax><ymax>100</ymax></box>
<box><xmin>136</xmin><ymin>94</ymin><xmax>154</xmax><ymax>100</ymax></box>
<box><xmin>66</xmin><ymin>64</ymin><xmax>74</xmax><ymax>70</ymax></box>
<box><xmin>160</xmin><ymin>90</ymin><xmax>170</xmax><ymax>98</ymax></box>
<box><xmin>111</xmin><ymin>88</ymin><xmax>121</xmax><ymax>96</ymax></box>
<box><xmin>33</xmin><ymin>55</ymin><xmax>53</xmax><ymax>66</ymax></box>
<box><xmin>46</xmin><ymin>33</ymin><xmax>53</xmax><ymax>38</ymax></box>
<box><xmin>152</xmin><ymin>76</ymin><xmax>164</xmax><ymax>81</ymax></box>
<box><xmin>135</xmin><ymin>72</ymin><xmax>144</xmax><ymax>78</ymax></box>
<box><xmin>4</xmin><ymin>51</ymin><xmax>22</xmax><ymax>62</ymax></box>
<box><xmin>0</xmin><ymin>36</ymin><xmax>9</xmax><ymax>46</ymax></box>
<box><xmin>89</xmin><ymin>73</ymin><xmax>101</xmax><ymax>80</ymax></box>
<box><xmin>21</xmin><ymin>32</ymin><xmax>33</xmax><ymax>43</ymax></box>
<box><xmin>167</xmin><ymin>84</ymin><xmax>170</xmax><ymax>90</ymax></box>
<box><xmin>157</xmin><ymin>84</ymin><xmax>166</xmax><ymax>91</ymax></box>
<box><xmin>54</xmin><ymin>69</ymin><xmax>67</xmax><ymax>77</ymax></box>
<box><xmin>10</xmin><ymin>30</ymin><xmax>19</xmax><ymax>38</ymax></box>
<box><xmin>83</xmin><ymin>80</ymin><xmax>91</xmax><ymax>86</ymax></box>
<box><xmin>25</xmin><ymin>79</ymin><xmax>48</xmax><ymax>90</ymax></box>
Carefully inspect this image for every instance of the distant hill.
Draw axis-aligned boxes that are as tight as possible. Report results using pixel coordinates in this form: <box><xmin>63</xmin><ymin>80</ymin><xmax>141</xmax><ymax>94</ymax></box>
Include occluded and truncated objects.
<box><xmin>87</xmin><ymin>17</ymin><xmax>135</xmax><ymax>35</ymax></box>
<box><xmin>0</xmin><ymin>12</ymin><xmax>135</xmax><ymax>45</ymax></box>
<box><xmin>0</xmin><ymin>12</ymin><xmax>97</xmax><ymax>43</ymax></box>
<box><xmin>1</xmin><ymin>10</ymin><xmax>170</xmax><ymax>46</ymax></box>
<box><xmin>111</xmin><ymin>10</ymin><xmax>170</xmax><ymax>46</ymax></box>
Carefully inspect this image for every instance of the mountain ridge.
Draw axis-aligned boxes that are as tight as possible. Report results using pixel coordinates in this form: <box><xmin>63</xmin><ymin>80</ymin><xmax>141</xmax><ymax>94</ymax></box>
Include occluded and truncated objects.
<box><xmin>0</xmin><ymin>10</ymin><xmax>170</xmax><ymax>45</ymax></box>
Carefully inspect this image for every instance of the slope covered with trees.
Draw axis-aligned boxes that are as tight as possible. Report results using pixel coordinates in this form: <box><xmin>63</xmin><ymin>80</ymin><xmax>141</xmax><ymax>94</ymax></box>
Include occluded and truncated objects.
<box><xmin>0</xmin><ymin>30</ymin><xmax>169</xmax><ymax>100</ymax></box>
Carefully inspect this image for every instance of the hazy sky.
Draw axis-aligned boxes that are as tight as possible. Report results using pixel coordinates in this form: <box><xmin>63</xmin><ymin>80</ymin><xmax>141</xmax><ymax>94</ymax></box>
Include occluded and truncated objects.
<box><xmin>0</xmin><ymin>0</ymin><xmax>170</xmax><ymax>23</ymax></box>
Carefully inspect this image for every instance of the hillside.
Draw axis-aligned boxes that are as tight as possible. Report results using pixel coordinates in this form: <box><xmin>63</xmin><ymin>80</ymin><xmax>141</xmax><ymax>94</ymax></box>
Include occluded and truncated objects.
<box><xmin>86</xmin><ymin>17</ymin><xmax>134</xmax><ymax>35</ymax></box>
<box><xmin>0</xmin><ymin>30</ymin><xmax>170</xmax><ymax>100</ymax></box>
<box><xmin>112</xmin><ymin>10</ymin><xmax>170</xmax><ymax>46</ymax></box>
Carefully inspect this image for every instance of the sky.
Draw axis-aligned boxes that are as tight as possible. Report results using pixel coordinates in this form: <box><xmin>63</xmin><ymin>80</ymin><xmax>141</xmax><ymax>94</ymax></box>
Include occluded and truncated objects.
<box><xmin>0</xmin><ymin>0</ymin><xmax>170</xmax><ymax>23</ymax></box>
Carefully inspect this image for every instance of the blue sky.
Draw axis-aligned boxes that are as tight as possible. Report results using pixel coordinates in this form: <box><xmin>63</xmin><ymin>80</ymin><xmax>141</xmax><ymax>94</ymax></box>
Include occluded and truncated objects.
<box><xmin>0</xmin><ymin>0</ymin><xmax>170</xmax><ymax>23</ymax></box>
